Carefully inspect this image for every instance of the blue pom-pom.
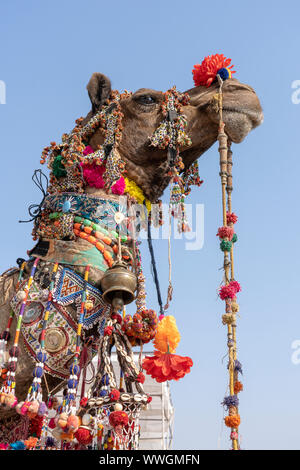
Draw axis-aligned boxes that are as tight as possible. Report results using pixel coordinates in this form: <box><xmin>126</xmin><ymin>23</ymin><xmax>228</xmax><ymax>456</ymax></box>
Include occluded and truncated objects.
<box><xmin>222</xmin><ymin>395</ymin><xmax>239</xmax><ymax>410</ymax></box>
<box><xmin>68</xmin><ymin>393</ymin><xmax>75</xmax><ymax>401</ymax></box>
<box><xmin>68</xmin><ymin>379</ymin><xmax>78</xmax><ymax>389</ymax></box>
<box><xmin>33</xmin><ymin>366</ymin><xmax>43</xmax><ymax>378</ymax></box>
<box><xmin>10</xmin><ymin>441</ymin><xmax>26</xmax><ymax>450</ymax></box>
<box><xmin>69</xmin><ymin>363</ymin><xmax>80</xmax><ymax>375</ymax></box>
<box><xmin>100</xmin><ymin>389</ymin><xmax>107</xmax><ymax>397</ymax></box>
<box><xmin>45</xmin><ymin>437</ymin><xmax>55</xmax><ymax>448</ymax></box>
<box><xmin>37</xmin><ymin>351</ymin><xmax>47</xmax><ymax>363</ymax></box>
<box><xmin>217</xmin><ymin>67</ymin><xmax>230</xmax><ymax>81</ymax></box>
<box><xmin>234</xmin><ymin>360</ymin><xmax>243</xmax><ymax>375</ymax></box>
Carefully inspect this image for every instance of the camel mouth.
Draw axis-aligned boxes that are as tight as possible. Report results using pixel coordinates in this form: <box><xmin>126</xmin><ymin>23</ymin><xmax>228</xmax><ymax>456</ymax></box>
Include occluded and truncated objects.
<box><xmin>222</xmin><ymin>105</ymin><xmax>264</xmax><ymax>129</ymax></box>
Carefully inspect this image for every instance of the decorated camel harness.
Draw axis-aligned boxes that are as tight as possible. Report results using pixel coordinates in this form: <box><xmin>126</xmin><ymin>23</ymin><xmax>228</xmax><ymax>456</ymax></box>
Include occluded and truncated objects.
<box><xmin>0</xmin><ymin>55</ymin><xmax>262</xmax><ymax>450</ymax></box>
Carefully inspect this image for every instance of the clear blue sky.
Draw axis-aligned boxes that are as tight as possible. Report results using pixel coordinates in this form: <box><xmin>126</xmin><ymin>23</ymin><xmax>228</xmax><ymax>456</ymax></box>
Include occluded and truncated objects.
<box><xmin>1</xmin><ymin>0</ymin><xmax>300</xmax><ymax>450</ymax></box>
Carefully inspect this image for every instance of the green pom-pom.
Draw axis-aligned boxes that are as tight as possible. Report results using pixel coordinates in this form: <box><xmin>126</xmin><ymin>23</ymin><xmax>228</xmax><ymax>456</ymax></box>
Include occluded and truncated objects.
<box><xmin>220</xmin><ymin>240</ymin><xmax>232</xmax><ymax>252</ymax></box>
<box><xmin>52</xmin><ymin>155</ymin><xmax>67</xmax><ymax>178</ymax></box>
<box><xmin>232</xmin><ymin>233</ymin><xmax>238</xmax><ymax>243</ymax></box>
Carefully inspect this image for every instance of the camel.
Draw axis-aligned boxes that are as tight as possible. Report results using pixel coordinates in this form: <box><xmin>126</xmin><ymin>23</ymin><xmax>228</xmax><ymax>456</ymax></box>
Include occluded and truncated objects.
<box><xmin>0</xmin><ymin>72</ymin><xmax>263</xmax><ymax>427</ymax></box>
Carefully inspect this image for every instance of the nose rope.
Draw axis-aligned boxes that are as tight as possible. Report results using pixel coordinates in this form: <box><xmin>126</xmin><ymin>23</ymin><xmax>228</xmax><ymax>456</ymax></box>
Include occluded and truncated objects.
<box><xmin>217</xmin><ymin>72</ymin><xmax>243</xmax><ymax>450</ymax></box>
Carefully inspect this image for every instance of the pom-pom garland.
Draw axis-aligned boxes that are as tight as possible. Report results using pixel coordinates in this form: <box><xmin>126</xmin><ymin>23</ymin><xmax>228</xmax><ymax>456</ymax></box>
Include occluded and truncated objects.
<box><xmin>123</xmin><ymin>309</ymin><xmax>158</xmax><ymax>345</ymax></box>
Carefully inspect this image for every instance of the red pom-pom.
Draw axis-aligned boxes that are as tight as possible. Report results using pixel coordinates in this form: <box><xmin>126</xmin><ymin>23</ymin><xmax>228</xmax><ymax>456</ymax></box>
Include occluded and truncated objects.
<box><xmin>48</xmin><ymin>417</ymin><xmax>56</xmax><ymax>429</ymax></box>
<box><xmin>229</xmin><ymin>280</ymin><xmax>241</xmax><ymax>294</ymax></box>
<box><xmin>74</xmin><ymin>427</ymin><xmax>93</xmax><ymax>445</ymax></box>
<box><xmin>104</xmin><ymin>326</ymin><xmax>113</xmax><ymax>336</ymax></box>
<box><xmin>219</xmin><ymin>285</ymin><xmax>236</xmax><ymax>300</ymax></box>
<box><xmin>192</xmin><ymin>54</ymin><xmax>235</xmax><ymax>87</ymax></box>
<box><xmin>226</xmin><ymin>212</ymin><xmax>238</xmax><ymax>224</ymax></box>
<box><xmin>109</xmin><ymin>411</ymin><xmax>129</xmax><ymax>428</ymax></box>
<box><xmin>109</xmin><ymin>389</ymin><xmax>120</xmax><ymax>401</ymax></box>
<box><xmin>136</xmin><ymin>372</ymin><xmax>145</xmax><ymax>384</ymax></box>
<box><xmin>80</xmin><ymin>397</ymin><xmax>88</xmax><ymax>408</ymax></box>
<box><xmin>111</xmin><ymin>313</ymin><xmax>123</xmax><ymax>324</ymax></box>
<box><xmin>147</xmin><ymin>396</ymin><xmax>152</xmax><ymax>404</ymax></box>
<box><xmin>217</xmin><ymin>226</ymin><xmax>234</xmax><ymax>240</ymax></box>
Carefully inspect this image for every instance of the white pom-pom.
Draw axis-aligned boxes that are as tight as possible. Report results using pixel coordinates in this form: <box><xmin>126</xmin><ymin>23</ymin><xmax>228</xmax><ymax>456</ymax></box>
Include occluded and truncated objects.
<box><xmin>114</xmin><ymin>403</ymin><xmax>123</xmax><ymax>411</ymax></box>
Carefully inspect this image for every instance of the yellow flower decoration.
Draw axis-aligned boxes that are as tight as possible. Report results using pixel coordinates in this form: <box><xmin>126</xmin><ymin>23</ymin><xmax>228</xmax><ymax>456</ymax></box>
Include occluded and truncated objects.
<box><xmin>124</xmin><ymin>177</ymin><xmax>151</xmax><ymax>212</ymax></box>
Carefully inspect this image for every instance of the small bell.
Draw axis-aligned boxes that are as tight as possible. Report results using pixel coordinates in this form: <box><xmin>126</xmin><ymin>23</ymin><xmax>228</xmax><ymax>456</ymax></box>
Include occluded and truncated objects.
<box><xmin>100</xmin><ymin>260</ymin><xmax>137</xmax><ymax>310</ymax></box>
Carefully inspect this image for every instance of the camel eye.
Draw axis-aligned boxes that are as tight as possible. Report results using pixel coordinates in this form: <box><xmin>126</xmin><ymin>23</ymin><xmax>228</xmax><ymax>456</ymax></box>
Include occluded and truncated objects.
<box><xmin>136</xmin><ymin>95</ymin><xmax>156</xmax><ymax>105</ymax></box>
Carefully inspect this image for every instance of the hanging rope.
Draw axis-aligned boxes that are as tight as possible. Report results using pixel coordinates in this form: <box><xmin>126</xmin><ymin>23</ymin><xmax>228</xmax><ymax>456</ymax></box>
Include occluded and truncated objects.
<box><xmin>19</xmin><ymin>169</ymin><xmax>49</xmax><ymax>223</ymax></box>
<box><xmin>145</xmin><ymin>202</ymin><xmax>164</xmax><ymax>317</ymax></box>
<box><xmin>164</xmin><ymin>200</ymin><xmax>173</xmax><ymax>312</ymax></box>
<box><xmin>216</xmin><ymin>75</ymin><xmax>240</xmax><ymax>451</ymax></box>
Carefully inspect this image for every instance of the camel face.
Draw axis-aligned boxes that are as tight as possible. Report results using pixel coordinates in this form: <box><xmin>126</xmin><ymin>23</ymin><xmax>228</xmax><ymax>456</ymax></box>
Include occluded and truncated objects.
<box><xmin>86</xmin><ymin>73</ymin><xmax>263</xmax><ymax>201</ymax></box>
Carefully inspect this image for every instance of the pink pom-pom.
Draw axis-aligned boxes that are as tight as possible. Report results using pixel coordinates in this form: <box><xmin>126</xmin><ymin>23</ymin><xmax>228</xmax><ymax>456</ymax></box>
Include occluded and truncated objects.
<box><xmin>27</xmin><ymin>400</ymin><xmax>39</xmax><ymax>418</ymax></box>
<box><xmin>48</xmin><ymin>417</ymin><xmax>56</xmax><ymax>429</ymax></box>
<box><xmin>111</xmin><ymin>177</ymin><xmax>125</xmax><ymax>195</ymax></box>
<box><xmin>159</xmin><ymin>314</ymin><xmax>165</xmax><ymax>321</ymax></box>
<box><xmin>83</xmin><ymin>145</ymin><xmax>94</xmax><ymax>156</ymax></box>
<box><xmin>20</xmin><ymin>401</ymin><xmax>30</xmax><ymax>416</ymax></box>
<box><xmin>81</xmin><ymin>162</ymin><xmax>105</xmax><ymax>189</ymax></box>
<box><xmin>229</xmin><ymin>280</ymin><xmax>241</xmax><ymax>293</ymax></box>
<box><xmin>217</xmin><ymin>226</ymin><xmax>234</xmax><ymax>240</ymax></box>
<box><xmin>219</xmin><ymin>285</ymin><xmax>236</xmax><ymax>300</ymax></box>
<box><xmin>226</xmin><ymin>212</ymin><xmax>238</xmax><ymax>224</ymax></box>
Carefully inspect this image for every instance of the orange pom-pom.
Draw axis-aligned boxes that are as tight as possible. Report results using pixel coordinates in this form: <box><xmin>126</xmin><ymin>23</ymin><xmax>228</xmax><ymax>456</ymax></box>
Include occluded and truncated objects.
<box><xmin>234</xmin><ymin>381</ymin><xmax>243</xmax><ymax>394</ymax></box>
<box><xmin>224</xmin><ymin>414</ymin><xmax>241</xmax><ymax>428</ymax></box>
<box><xmin>154</xmin><ymin>315</ymin><xmax>180</xmax><ymax>354</ymax></box>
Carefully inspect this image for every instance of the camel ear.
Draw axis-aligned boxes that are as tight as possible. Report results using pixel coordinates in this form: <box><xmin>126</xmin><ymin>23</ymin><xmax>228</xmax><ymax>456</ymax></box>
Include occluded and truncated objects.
<box><xmin>87</xmin><ymin>73</ymin><xmax>111</xmax><ymax>112</ymax></box>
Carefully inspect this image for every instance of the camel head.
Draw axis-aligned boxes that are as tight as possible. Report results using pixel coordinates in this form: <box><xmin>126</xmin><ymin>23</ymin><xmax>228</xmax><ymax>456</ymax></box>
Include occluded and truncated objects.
<box><xmin>85</xmin><ymin>73</ymin><xmax>263</xmax><ymax>201</ymax></box>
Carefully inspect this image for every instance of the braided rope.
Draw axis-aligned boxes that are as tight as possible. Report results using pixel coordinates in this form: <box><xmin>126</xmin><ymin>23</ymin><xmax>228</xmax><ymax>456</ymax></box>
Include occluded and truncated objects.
<box><xmin>217</xmin><ymin>76</ymin><xmax>239</xmax><ymax>451</ymax></box>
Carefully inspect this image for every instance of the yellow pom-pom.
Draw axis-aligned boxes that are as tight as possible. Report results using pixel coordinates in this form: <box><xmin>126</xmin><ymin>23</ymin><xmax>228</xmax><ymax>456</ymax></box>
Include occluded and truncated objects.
<box><xmin>231</xmin><ymin>302</ymin><xmax>239</xmax><ymax>313</ymax></box>
<box><xmin>222</xmin><ymin>313</ymin><xmax>236</xmax><ymax>325</ymax></box>
<box><xmin>154</xmin><ymin>315</ymin><xmax>181</xmax><ymax>354</ymax></box>
<box><xmin>124</xmin><ymin>177</ymin><xmax>151</xmax><ymax>212</ymax></box>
